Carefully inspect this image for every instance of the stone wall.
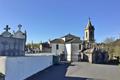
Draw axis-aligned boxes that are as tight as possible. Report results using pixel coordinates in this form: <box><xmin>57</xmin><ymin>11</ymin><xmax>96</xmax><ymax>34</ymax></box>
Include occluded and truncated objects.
<box><xmin>0</xmin><ymin>36</ymin><xmax>25</xmax><ymax>56</ymax></box>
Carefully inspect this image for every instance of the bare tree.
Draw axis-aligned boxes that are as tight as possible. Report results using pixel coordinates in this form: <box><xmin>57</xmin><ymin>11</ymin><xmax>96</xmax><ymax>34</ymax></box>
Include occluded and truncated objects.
<box><xmin>103</xmin><ymin>37</ymin><xmax>115</xmax><ymax>44</ymax></box>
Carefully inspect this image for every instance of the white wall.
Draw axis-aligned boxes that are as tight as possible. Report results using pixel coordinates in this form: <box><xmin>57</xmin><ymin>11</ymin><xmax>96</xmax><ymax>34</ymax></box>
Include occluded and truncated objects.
<box><xmin>71</xmin><ymin>43</ymin><xmax>80</xmax><ymax>54</ymax></box>
<box><xmin>25</xmin><ymin>53</ymin><xmax>54</xmax><ymax>56</ymax></box>
<box><xmin>65</xmin><ymin>44</ymin><xmax>71</xmax><ymax>61</ymax></box>
<box><xmin>65</xmin><ymin>43</ymin><xmax>80</xmax><ymax>61</ymax></box>
<box><xmin>61</xmin><ymin>37</ymin><xmax>65</xmax><ymax>41</ymax></box>
<box><xmin>51</xmin><ymin>43</ymin><xmax>81</xmax><ymax>61</ymax></box>
<box><xmin>51</xmin><ymin>43</ymin><xmax>64</xmax><ymax>55</ymax></box>
<box><xmin>0</xmin><ymin>55</ymin><xmax>53</xmax><ymax>80</ymax></box>
<box><xmin>0</xmin><ymin>57</ymin><xmax>6</xmax><ymax>75</ymax></box>
<box><xmin>71</xmin><ymin>43</ymin><xmax>80</xmax><ymax>61</ymax></box>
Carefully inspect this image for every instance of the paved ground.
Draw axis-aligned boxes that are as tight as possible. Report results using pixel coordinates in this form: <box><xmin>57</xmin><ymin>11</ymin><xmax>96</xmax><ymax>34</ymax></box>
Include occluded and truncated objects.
<box><xmin>26</xmin><ymin>62</ymin><xmax>120</xmax><ymax>80</ymax></box>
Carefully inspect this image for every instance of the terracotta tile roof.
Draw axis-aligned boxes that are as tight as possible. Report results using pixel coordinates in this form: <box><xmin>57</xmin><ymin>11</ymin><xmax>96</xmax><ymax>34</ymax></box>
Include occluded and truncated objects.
<box><xmin>65</xmin><ymin>38</ymin><xmax>82</xmax><ymax>43</ymax></box>
<box><xmin>50</xmin><ymin>39</ymin><xmax>64</xmax><ymax>44</ymax></box>
<box><xmin>62</xmin><ymin>33</ymin><xmax>80</xmax><ymax>38</ymax></box>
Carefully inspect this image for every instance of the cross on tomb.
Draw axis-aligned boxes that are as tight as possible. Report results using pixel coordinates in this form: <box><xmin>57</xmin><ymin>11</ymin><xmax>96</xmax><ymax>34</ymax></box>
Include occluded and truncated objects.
<box><xmin>18</xmin><ymin>24</ymin><xmax>22</xmax><ymax>31</ymax></box>
<box><xmin>4</xmin><ymin>25</ymin><xmax>10</xmax><ymax>32</ymax></box>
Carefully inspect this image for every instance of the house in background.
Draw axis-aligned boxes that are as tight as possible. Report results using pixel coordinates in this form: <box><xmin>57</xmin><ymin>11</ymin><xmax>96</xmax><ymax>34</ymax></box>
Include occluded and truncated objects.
<box><xmin>26</xmin><ymin>42</ymin><xmax>51</xmax><ymax>53</ymax></box>
<box><xmin>39</xmin><ymin>42</ymin><xmax>51</xmax><ymax>53</ymax></box>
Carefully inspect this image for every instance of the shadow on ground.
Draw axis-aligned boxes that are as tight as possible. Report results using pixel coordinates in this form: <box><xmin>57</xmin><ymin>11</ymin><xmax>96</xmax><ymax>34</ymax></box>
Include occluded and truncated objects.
<box><xmin>94</xmin><ymin>60</ymin><xmax>120</xmax><ymax>66</ymax></box>
<box><xmin>25</xmin><ymin>63</ymin><xmax>97</xmax><ymax>80</ymax></box>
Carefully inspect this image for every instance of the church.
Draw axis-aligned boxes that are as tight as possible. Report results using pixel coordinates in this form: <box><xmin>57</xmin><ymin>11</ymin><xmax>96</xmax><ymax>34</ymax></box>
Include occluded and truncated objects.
<box><xmin>50</xmin><ymin>18</ymin><xmax>95</xmax><ymax>62</ymax></box>
<box><xmin>0</xmin><ymin>24</ymin><xmax>26</xmax><ymax>56</ymax></box>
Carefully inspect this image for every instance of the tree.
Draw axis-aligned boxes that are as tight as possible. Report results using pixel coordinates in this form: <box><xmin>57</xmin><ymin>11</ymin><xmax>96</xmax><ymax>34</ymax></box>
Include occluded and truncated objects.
<box><xmin>114</xmin><ymin>46</ymin><xmax>120</xmax><ymax>57</ymax></box>
<box><xmin>103</xmin><ymin>37</ymin><xmax>115</xmax><ymax>44</ymax></box>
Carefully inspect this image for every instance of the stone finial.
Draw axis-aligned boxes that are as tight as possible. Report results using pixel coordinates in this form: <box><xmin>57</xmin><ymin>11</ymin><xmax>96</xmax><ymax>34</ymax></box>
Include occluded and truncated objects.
<box><xmin>88</xmin><ymin>17</ymin><xmax>92</xmax><ymax>27</ymax></box>
<box><xmin>13</xmin><ymin>30</ymin><xmax>15</xmax><ymax>34</ymax></box>
<box><xmin>18</xmin><ymin>24</ymin><xmax>22</xmax><ymax>31</ymax></box>
<box><xmin>88</xmin><ymin>17</ymin><xmax>91</xmax><ymax>21</ymax></box>
<box><xmin>4</xmin><ymin>25</ymin><xmax>10</xmax><ymax>32</ymax></box>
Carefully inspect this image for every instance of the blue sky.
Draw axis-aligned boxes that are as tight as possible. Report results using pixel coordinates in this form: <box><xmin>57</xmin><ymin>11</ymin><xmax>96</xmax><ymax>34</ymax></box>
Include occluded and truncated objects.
<box><xmin>0</xmin><ymin>0</ymin><xmax>120</xmax><ymax>43</ymax></box>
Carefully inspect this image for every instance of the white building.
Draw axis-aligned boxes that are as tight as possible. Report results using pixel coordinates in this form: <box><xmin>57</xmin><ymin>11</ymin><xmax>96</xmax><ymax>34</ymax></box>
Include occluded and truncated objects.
<box><xmin>50</xmin><ymin>34</ymin><xmax>82</xmax><ymax>61</ymax></box>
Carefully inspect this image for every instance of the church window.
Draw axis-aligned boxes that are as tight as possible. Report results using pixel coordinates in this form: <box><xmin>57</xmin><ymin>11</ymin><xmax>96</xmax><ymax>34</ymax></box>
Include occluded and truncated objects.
<box><xmin>90</xmin><ymin>31</ymin><xmax>93</xmax><ymax>35</ymax></box>
<box><xmin>90</xmin><ymin>31</ymin><xmax>94</xmax><ymax>40</ymax></box>
<box><xmin>56</xmin><ymin>44</ymin><xmax>59</xmax><ymax>50</ymax></box>
<box><xmin>79</xmin><ymin>44</ymin><xmax>81</xmax><ymax>50</ymax></box>
<box><xmin>86</xmin><ymin>32</ymin><xmax>87</xmax><ymax>38</ymax></box>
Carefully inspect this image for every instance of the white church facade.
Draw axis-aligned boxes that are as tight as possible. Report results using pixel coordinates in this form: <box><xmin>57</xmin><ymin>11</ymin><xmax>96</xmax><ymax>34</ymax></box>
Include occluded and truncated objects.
<box><xmin>50</xmin><ymin>34</ymin><xmax>82</xmax><ymax>61</ymax></box>
<box><xmin>50</xmin><ymin>18</ymin><xmax>95</xmax><ymax>62</ymax></box>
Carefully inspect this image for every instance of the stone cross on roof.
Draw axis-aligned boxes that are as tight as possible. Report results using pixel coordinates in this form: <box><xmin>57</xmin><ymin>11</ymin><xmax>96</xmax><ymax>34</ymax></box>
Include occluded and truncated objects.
<box><xmin>18</xmin><ymin>24</ymin><xmax>22</xmax><ymax>31</ymax></box>
<box><xmin>4</xmin><ymin>25</ymin><xmax>10</xmax><ymax>32</ymax></box>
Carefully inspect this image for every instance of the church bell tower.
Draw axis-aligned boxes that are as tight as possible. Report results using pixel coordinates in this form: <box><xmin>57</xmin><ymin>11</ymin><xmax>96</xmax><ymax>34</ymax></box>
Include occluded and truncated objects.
<box><xmin>84</xmin><ymin>18</ymin><xmax>95</xmax><ymax>43</ymax></box>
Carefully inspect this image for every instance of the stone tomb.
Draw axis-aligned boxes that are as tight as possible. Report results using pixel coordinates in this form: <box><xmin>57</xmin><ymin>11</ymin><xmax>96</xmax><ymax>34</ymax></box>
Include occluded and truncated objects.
<box><xmin>0</xmin><ymin>25</ymin><xmax>26</xmax><ymax>56</ymax></box>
